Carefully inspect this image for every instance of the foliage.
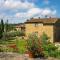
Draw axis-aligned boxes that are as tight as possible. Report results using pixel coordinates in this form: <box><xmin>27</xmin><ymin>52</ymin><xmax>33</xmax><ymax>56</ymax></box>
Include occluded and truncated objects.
<box><xmin>0</xmin><ymin>45</ymin><xmax>13</xmax><ymax>52</ymax></box>
<box><xmin>16</xmin><ymin>39</ymin><xmax>27</xmax><ymax>54</ymax></box>
<box><xmin>0</xmin><ymin>39</ymin><xmax>17</xmax><ymax>52</ymax></box>
<box><xmin>4</xmin><ymin>20</ymin><xmax>15</xmax><ymax>32</ymax></box>
<box><xmin>0</xmin><ymin>19</ymin><xmax>14</xmax><ymax>39</ymax></box>
<box><xmin>27</xmin><ymin>33</ymin><xmax>44</xmax><ymax>58</ymax></box>
<box><xmin>41</xmin><ymin>32</ymin><xmax>49</xmax><ymax>44</ymax></box>
<box><xmin>41</xmin><ymin>33</ymin><xmax>60</xmax><ymax>58</ymax></box>
<box><xmin>0</xmin><ymin>19</ymin><xmax>4</xmax><ymax>38</ymax></box>
<box><xmin>2</xmin><ymin>31</ymin><xmax>25</xmax><ymax>40</ymax></box>
<box><xmin>6</xmin><ymin>31</ymin><xmax>25</xmax><ymax>37</ymax></box>
<box><xmin>27</xmin><ymin>33</ymin><xmax>60</xmax><ymax>58</ymax></box>
<box><xmin>5</xmin><ymin>20</ymin><xmax>8</xmax><ymax>32</ymax></box>
<box><xmin>1</xmin><ymin>19</ymin><xmax>4</xmax><ymax>32</ymax></box>
<box><xmin>0</xmin><ymin>38</ymin><xmax>27</xmax><ymax>53</ymax></box>
<box><xmin>0</xmin><ymin>29</ymin><xmax>3</xmax><ymax>39</ymax></box>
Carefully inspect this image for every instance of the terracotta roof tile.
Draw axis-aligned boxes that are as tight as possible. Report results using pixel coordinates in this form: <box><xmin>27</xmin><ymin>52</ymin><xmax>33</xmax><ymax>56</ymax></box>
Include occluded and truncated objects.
<box><xmin>25</xmin><ymin>18</ymin><xmax>59</xmax><ymax>24</ymax></box>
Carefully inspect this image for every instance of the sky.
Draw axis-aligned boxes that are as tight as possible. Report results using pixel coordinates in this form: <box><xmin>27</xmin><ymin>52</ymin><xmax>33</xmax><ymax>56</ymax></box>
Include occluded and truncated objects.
<box><xmin>0</xmin><ymin>0</ymin><xmax>60</xmax><ymax>23</ymax></box>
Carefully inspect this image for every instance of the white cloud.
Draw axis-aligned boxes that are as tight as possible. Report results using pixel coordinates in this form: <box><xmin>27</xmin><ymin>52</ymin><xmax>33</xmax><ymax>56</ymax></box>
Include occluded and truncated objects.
<box><xmin>15</xmin><ymin>13</ymin><xmax>26</xmax><ymax>18</ymax></box>
<box><xmin>15</xmin><ymin>8</ymin><xmax>56</xmax><ymax>20</ymax></box>
<box><xmin>41</xmin><ymin>8</ymin><xmax>56</xmax><ymax>16</ymax></box>
<box><xmin>0</xmin><ymin>0</ymin><xmax>57</xmax><ymax>23</ymax></box>
<box><xmin>2</xmin><ymin>0</ymin><xmax>35</xmax><ymax>10</ymax></box>
<box><xmin>27</xmin><ymin>8</ymin><xmax>42</xmax><ymax>17</ymax></box>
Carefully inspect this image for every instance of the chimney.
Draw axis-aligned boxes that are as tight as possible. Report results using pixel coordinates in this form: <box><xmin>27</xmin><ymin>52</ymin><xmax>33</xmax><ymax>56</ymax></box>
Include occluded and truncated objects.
<box><xmin>39</xmin><ymin>17</ymin><xmax>40</xmax><ymax>19</ymax></box>
<box><xmin>31</xmin><ymin>17</ymin><xmax>33</xmax><ymax>20</ymax></box>
<box><xmin>49</xmin><ymin>16</ymin><xmax>51</xmax><ymax>18</ymax></box>
<box><xmin>45</xmin><ymin>15</ymin><xmax>48</xmax><ymax>18</ymax></box>
<box><xmin>27</xmin><ymin>19</ymin><xmax>29</xmax><ymax>21</ymax></box>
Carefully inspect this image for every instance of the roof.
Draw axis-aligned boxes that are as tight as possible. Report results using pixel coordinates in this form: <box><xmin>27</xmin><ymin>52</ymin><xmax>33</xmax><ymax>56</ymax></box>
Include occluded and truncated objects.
<box><xmin>25</xmin><ymin>18</ymin><xmax>60</xmax><ymax>24</ymax></box>
<box><xmin>13</xmin><ymin>23</ymin><xmax>25</xmax><ymax>28</ymax></box>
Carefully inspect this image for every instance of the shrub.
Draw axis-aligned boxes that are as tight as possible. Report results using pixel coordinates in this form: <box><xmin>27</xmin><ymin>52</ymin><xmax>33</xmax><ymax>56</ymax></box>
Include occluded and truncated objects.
<box><xmin>27</xmin><ymin>33</ymin><xmax>60</xmax><ymax>58</ymax></box>
<box><xmin>7</xmin><ymin>31</ymin><xmax>25</xmax><ymax>37</ymax></box>
<box><xmin>41</xmin><ymin>33</ymin><xmax>60</xmax><ymax>58</ymax></box>
<box><xmin>16</xmin><ymin>39</ymin><xmax>27</xmax><ymax>54</ymax></box>
<box><xmin>41</xmin><ymin>32</ymin><xmax>49</xmax><ymax>44</ymax></box>
<box><xmin>0</xmin><ymin>45</ymin><xmax>14</xmax><ymax>52</ymax></box>
<box><xmin>27</xmin><ymin>33</ymin><xmax>44</xmax><ymax>58</ymax></box>
<box><xmin>3</xmin><ymin>31</ymin><xmax>25</xmax><ymax>40</ymax></box>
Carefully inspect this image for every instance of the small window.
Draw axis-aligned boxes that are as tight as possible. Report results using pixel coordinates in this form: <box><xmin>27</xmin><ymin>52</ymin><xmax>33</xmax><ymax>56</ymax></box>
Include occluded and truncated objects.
<box><xmin>38</xmin><ymin>24</ymin><xmax>43</xmax><ymax>26</ymax></box>
<box><xmin>34</xmin><ymin>23</ymin><xmax>38</xmax><ymax>27</ymax></box>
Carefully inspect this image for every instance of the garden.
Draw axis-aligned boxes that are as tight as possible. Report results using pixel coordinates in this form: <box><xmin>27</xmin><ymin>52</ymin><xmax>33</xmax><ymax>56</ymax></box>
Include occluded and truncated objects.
<box><xmin>0</xmin><ymin>19</ymin><xmax>60</xmax><ymax>60</ymax></box>
<box><xmin>0</xmin><ymin>32</ymin><xmax>60</xmax><ymax>59</ymax></box>
<box><xmin>26</xmin><ymin>33</ymin><xmax>60</xmax><ymax>59</ymax></box>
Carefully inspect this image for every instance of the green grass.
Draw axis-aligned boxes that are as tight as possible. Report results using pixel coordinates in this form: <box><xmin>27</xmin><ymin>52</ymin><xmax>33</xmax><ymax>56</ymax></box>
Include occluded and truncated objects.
<box><xmin>16</xmin><ymin>39</ymin><xmax>27</xmax><ymax>54</ymax></box>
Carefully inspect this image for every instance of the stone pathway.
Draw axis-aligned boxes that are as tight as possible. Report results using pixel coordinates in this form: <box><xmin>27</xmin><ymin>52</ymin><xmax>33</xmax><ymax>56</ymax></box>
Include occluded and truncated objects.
<box><xmin>0</xmin><ymin>52</ymin><xmax>59</xmax><ymax>60</ymax></box>
<box><xmin>0</xmin><ymin>52</ymin><xmax>31</xmax><ymax>60</ymax></box>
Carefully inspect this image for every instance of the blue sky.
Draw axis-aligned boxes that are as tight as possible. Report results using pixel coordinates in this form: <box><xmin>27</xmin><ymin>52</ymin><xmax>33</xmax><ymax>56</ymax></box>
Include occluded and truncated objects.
<box><xmin>0</xmin><ymin>0</ymin><xmax>60</xmax><ymax>23</ymax></box>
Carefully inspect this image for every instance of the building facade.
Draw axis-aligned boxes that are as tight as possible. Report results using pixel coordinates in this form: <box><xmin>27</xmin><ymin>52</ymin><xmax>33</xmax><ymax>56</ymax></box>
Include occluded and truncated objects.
<box><xmin>25</xmin><ymin>18</ymin><xmax>60</xmax><ymax>43</ymax></box>
<box><xmin>14</xmin><ymin>23</ymin><xmax>25</xmax><ymax>31</ymax></box>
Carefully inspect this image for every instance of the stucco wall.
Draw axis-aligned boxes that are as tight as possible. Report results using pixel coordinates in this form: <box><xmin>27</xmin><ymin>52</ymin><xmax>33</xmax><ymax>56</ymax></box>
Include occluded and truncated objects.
<box><xmin>43</xmin><ymin>25</ymin><xmax>54</xmax><ymax>43</ymax></box>
<box><xmin>25</xmin><ymin>23</ymin><xmax>54</xmax><ymax>43</ymax></box>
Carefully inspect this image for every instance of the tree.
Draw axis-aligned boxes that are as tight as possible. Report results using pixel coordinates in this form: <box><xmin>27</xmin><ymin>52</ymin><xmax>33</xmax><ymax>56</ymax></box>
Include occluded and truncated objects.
<box><xmin>0</xmin><ymin>19</ymin><xmax>4</xmax><ymax>38</ymax></box>
<box><xmin>5</xmin><ymin>20</ymin><xmax>14</xmax><ymax>32</ymax></box>
<box><xmin>5</xmin><ymin>20</ymin><xmax>8</xmax><ymax>32</ymax></box>
<box><xmin>1</xmin><ymin>19</ymin><xmax>4</xmax><ymax>32</ymax></box>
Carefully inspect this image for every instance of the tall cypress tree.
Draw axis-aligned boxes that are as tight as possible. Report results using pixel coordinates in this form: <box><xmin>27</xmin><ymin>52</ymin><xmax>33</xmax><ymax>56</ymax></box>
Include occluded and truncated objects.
<box><xmin>0</xmin><ymin>24</ymin><xmax>2</xmax><ymax>38</ymax></box>
<box><xmin>1</xmin><ymin>19</ymin><xmax>4</xmax><ymax>32</ymax></box>
<box><xmin>0</xmin><ymin>19</ymin><xmax>4</xmax><ymax>38</ymax></box>
<box><xmin>5</xmin><ymin>20</ymin><xmax>8</xmax><ymax>32</ymax></box>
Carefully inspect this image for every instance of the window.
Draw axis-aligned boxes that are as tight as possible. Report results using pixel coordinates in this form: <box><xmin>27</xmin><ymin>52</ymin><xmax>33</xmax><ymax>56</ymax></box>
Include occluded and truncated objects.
<box><xmin>34</xmin><ymin>23</ymin><xmax>38</xmax><ymax>27</ymax></box>
<box><xmin>33</xmin><ymin>23</ymin><xmax>43</xmax><ymax>27</ymax></box>
<box><xmin>38</xmin><ymin>24</ymin><xmax>43</xmax><ymax>26</ymax></box>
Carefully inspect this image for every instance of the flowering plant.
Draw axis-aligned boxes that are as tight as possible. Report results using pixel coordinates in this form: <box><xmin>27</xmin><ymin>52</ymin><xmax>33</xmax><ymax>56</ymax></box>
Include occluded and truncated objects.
<box><xmin>27</xmin><ymin>33</ymin><xmax>44</xmax><ymax>58</ymax></box>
